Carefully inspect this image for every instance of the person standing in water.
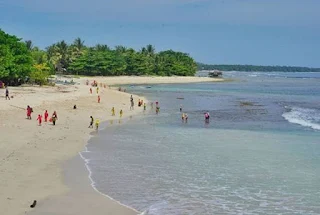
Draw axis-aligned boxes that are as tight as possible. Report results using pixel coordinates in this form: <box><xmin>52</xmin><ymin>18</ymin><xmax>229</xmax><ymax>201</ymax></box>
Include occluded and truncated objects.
<box><xmin>52</xmin><ymin>111</ymin><xmax>58</xmax><ymax>125</ymax></box>
<box><xmin>5</xmin><ymin>87</ymin><xmax>10</xmax><ymax>100</ymax></box>
<box><xmin>180</xmin><ymin>105</ymin><xmax>182</xmax><ymax>112</ymax></box>
<box><xmin>95</xmin><ymin>119</ymin><xmax>100</xmax><ymax>130</ymax></box>
<box><xmin>143</xmin><ymin>103</ymin><xmax>146</xmax><ymax>111</ymax></box>
<box><xmin>185</xmin><ymin>113</ymin><xmax>188</xmax><ymax>123</ymax></box>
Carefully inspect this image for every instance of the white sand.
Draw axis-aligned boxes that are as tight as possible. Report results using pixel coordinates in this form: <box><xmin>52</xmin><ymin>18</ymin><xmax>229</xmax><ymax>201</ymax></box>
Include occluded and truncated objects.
<box><xmin>0</xmin><ymin>76</ymin><xmax>222</xmax><ymax>215</ymax></box>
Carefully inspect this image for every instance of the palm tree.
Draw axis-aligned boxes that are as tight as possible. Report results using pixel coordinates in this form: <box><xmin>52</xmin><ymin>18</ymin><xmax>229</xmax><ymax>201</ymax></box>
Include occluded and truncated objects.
<box><xmin>146</xmin><ymin>44</ymin><xmax>155</xmax><ymax>56</ymax></box>
<box><xmin>25</xmin><ymin>40</ymin><xmax>33</xmax><ymax>50</ymax></box>
<box><xmin>115</xmin><ymin>45</ymin><xmax>127</xmax><ymax>53</ymax></box>
<box><xmin>73</xmin><ymin>37</ymin><xmax>85</xmax><ymax>51</ymax></box>
<box><xmin>95</xmin><ymin>44</ymin><xmax>110</xmax><ymax>52</ymax></box>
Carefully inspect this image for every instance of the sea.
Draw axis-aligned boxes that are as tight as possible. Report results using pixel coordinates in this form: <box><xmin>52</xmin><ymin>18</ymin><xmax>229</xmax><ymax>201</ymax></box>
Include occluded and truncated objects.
<box><xmin>81</xmin><ymin>71</ymin><xmax>320</xmax><ymax>215</ymax></box>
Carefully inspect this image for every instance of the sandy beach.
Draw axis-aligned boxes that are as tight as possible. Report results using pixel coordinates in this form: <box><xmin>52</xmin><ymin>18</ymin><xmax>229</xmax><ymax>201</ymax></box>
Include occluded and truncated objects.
<box><xmin>0</xmin><ymin>76</ymin><xmax>222</xmax><ymax>215</ymax></box>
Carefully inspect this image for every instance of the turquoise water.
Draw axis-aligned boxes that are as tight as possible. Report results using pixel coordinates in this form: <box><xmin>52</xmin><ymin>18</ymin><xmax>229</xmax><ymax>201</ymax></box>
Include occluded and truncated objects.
<box><xmin>81</xmin><ymin>72</ymin><xmax>320</xmax><ymax>214</ymax></box>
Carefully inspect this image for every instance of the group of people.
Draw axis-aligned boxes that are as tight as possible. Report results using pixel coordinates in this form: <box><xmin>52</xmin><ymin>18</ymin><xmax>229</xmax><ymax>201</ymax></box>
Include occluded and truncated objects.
<box><xmin>88</xmin><ymin>116</ymin><xmax>100</xmax><ymax>130</ymax></box>
<box><xmin>29</xmin><ymin>108</ymin><xmax>58</xmax><ymax>126</ymax></box>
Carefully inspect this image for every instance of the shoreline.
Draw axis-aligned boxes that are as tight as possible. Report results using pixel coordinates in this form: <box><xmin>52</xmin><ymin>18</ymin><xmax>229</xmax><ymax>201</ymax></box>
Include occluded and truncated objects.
<box><xmin>0</xmin><ymin>76</ymin><xmax>222</xmax><ymax>215</ymax></box>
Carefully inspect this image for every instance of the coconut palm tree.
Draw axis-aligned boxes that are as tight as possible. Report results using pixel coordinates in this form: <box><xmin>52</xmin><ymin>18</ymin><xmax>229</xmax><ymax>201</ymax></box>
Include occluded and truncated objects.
<box><xmin>115</xmin><ymin>45</ymin><xmax>127</xmax><ymax>53</ymax></box>
<box><xmin>95</xmin><ymin>44</ymin><xmax>110</xmax><ymax>52</ymax></box>
<box><xmin>25</xmin><ymin>40</ymin><xmax>33</xmax><ymax>50</ymax></box>
<box><xmin>73</xmin><ymin>37</ymin><xmax>85</xmax><ymax>51</ymax></box>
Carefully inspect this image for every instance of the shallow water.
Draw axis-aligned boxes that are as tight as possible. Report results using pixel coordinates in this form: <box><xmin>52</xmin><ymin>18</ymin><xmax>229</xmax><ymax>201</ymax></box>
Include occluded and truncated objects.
<box><xmin>81</xmin><ymin>72</ymin><xmax>320</xmax><ymax>215</ymax></box>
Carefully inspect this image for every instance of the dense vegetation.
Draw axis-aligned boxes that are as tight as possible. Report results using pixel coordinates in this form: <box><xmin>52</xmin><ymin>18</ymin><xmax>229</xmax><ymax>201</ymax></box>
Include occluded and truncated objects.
<box><xmin>0</xmin><ymin>29</ymin><xmax>197</xmax><ymax>85</ymax></box>
<box><xmin>197</xmin><ymin>63</ymin><xmax>320</xmax><ymax>72</ymax></box>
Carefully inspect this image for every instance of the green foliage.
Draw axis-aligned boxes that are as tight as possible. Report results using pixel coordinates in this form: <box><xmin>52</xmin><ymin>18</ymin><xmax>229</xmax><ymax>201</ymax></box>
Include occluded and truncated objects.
<box><xmin>0</xmin><ymin>29</ymin><xmax>33</xmax><ymax>85</ymax></box>
<box><xmin>1</xmin><ymin>28</ymin><xmax>197</xmax><ymax>86</ymax></box>
<box><xmin>197</xmin><ymin>63</ymin><xmax>320</xmax><ymax>72</ymax></box>
<box><xmin>29</xmin><ymin>63</ymin><xmax>50</xmax><ymax>85</ymax></box>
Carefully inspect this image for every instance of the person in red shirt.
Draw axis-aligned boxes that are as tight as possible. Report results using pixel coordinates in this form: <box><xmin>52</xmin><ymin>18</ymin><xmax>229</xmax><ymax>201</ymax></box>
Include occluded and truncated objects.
<box><xmin>44</xmin><ymin>110</ymin><xmax>49</xmax><ymax>122</ymax></box>
<box><xmin>37</xmin><ymin>114</ymin><xmax>42</xmax><ymax>126</ymax></box>
<box><xmin>98</xmin><ymin>95</ymin><xmax>101</xmax><ymax>103</ymax></box>
<box><xmin>27</xmin><ymin>105</ymin><xmax>32</xmax><ymax>120</ymax></box>
<box><xmin>90</xmin><ymin>88</ymin><xmax>92</xmax><ymax>94</ymax></box>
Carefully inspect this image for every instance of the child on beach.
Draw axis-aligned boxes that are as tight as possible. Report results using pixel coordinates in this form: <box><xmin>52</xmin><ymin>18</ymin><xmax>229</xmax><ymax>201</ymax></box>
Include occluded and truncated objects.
<box><xmin>98</xmin><ymin>95</ymin><xmax>101</xmax><ymax>103</ymax></box>
<box><xmin>111</xmin><ymin>107</ymin><xmax>115</xmax><ymax>116</ymax></box>
<box><xmin>95</xmin><ymin>119</ymin><xmax>100</xmax><ymax>130</ymax></box>
<box><xmin>120</xmin><ymin>110</ymin><xmax>123</xmax><ymax>118</ymax></box>
<box><xmin>37</xmin><ymin>114</ymin><xmax>42</xmax><ymax>126</ymax></box>
<box><xmin>44</xmin><ymin>110</ymin><xmax>48</xmax><ymax>122</ymax></box>
<box><xmin>89</xmin><ymin>116</ymin><xmax>94</xmax><ymax>128</ymax></box>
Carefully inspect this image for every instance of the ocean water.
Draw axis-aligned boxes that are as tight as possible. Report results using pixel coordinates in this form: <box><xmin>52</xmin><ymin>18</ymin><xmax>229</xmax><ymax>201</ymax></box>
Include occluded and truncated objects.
<box><xmin>81</xmin><ymin>72</ymin><xmax>320</xmax><ymax>215</ymax></box>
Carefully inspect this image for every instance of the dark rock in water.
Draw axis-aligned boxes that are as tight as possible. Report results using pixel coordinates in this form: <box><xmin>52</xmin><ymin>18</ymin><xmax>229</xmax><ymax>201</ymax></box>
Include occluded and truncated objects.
<box><xmin>177</xmin><ymin>97</ymin><xmax>184</xmax><ymax>100</ymax></box>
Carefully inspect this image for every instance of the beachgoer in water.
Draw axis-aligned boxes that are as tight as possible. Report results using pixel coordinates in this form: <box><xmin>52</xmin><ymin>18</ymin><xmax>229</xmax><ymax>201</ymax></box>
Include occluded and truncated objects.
<box><xmin>89</xmin><ymin>116</ymin><xmax>94</xmax><ymax>128</ymax></box>
<box><xmin>156</xmin><ymin>106</ymin><xmax>160</xmax><ymax>114</ymax></box>
<box><xmin>143</xmin><ymin>103</ymin><xmax>146</xmax><ymax>111</ymax></box>
<box><xmin>120</xmin><ymin>110</ymin><xmax>123</xmax><ymax>118</ymax></box>
<box><xmin>204</xmin><ymin>112</ymin><xmax>210</xmax><ymax>123</ymax></box>
<box><xmin>44</xmin><ymin>110</ymin><xmax>48</xmax><ymax>122</ymax></box>
<box><xmin>52</xmin><ymin>111</ymin><xmax>58</xmax><ymax>125</ymax></box>
<box><xmin>5</xmin><ymin>87</ymin><xmax>10</xmax><ymax>100</ymax></box>
<box><xmin>185</xmin><ymin>113</ymin><xmax>188</xmax><ymax>122</ymax></box>
<box><xmin>130</xmin><ymin>100</ymin><xmax>134</xmax><ymax>110</ymax></box>
<box><xmin>95</xmin><ymin>119</ymin><xmax>100</xmax><ymax>130</ymax></box>
<box><xmin>111</xmin><ymin>107</ymin><xmax>115</xmax><ymax>116</ymax></box>
<box><xmin>180</xmin><ymin>105</ymin><xmax>182</xmax><ymax>112</ymax></box>
<box><xmin>182</xmin><ymin>113</ymin><xmax>185</xmax><ymax>121</ymax></box>
<box><xmin>37</xmin><ymin>114</ymin><xmax>42</xmax><ymax>126</ymax></box>
<box><xmin>27</xmin><ymin>105</ymin><xmax>32</xmax><ymax>120</ymax></box>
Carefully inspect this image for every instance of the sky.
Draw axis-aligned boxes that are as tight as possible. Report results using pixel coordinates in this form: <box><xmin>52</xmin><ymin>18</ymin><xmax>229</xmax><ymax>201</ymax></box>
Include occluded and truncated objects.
<box><xmin>1</xmin><ymin>0</ymin><xmax>320</xmax><ymax>67</ymax></box>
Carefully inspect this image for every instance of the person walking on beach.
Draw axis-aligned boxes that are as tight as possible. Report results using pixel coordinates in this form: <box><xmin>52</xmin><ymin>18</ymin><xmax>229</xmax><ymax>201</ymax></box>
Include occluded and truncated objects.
<box><xmin>52</xmin><ymin>111</ymin><xmax>58</xmax><ymax>125</ymax></box>
<box><xmin>98</xmin><ymin>95</ymin><xmax>101</xmax><ymax>103</ymax></box>
<box><xmin>120</xmin><ymin>109</ymin><xmax>123</xmax><ymax>118</ymax></box>
<box><xmin>90</xmin><ymin>88</ymin><xmax>92</xmax><ymax>94</ymax></box>
<box><xmin>96</xmin><ymin>87</ymin><xmax>99</xmax><ymax>94</ymax></box>
<box><xmin>111</xmin><ymin>107</ymin><xmax>115</xmax><ymax>116</ymax></box>
<box><xmin>37</xmin><ymin>114</ymin><xmax>42</xmax><ymax>126</ymax></box>
<box><xmin>27</xmin><ymin>105</ymin><xmax>32</xmax><ymax>120</ymax></box>
<box><xmin>5</xmin><ymin>87</ymin><xmax>10</xmax><ymax>100</ymax></box>
<box><xmin>88</xmin><ymin>116</ymin><xmax>94</xmax><ymax>128</ymax></box>
<box><xmin>44</xmin><ymin>110</ymin><xmax>48</xmax><ymax>122</ymax></box>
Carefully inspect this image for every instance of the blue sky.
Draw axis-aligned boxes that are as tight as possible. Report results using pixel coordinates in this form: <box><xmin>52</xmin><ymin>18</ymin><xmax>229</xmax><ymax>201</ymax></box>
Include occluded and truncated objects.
<box><xmin>1</xmin><ymin>0</ymin><xmax>320</xmax><ymax>67</ymax></box>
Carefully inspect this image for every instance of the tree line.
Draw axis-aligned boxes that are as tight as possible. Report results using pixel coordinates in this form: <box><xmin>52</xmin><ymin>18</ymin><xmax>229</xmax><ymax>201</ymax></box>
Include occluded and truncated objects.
<box><xmin>0</xmin><ymin>29</ymin><xmax>197</xmax><ymax>85</ymax></box>
<box><xmin>197</xmin><ymin>63</ymin><xmax>320</xmax><ymax>72</ymax></box>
